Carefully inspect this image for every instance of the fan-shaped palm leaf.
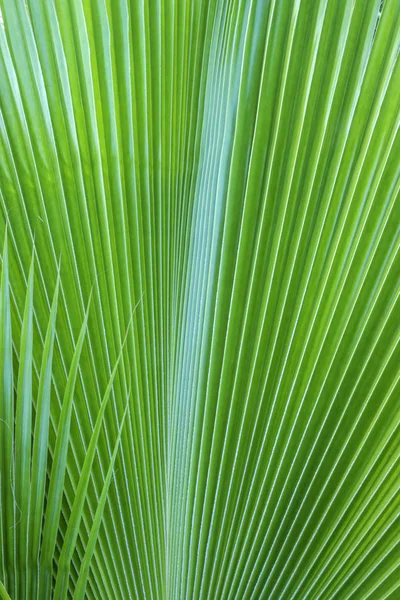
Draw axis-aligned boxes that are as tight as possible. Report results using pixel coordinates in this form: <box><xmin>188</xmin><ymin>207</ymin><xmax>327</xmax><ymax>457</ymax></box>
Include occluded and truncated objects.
<box><xmin>0</xmin><ymin>0</ymin><xmax>399</xmax><ymax>598</ymax></box>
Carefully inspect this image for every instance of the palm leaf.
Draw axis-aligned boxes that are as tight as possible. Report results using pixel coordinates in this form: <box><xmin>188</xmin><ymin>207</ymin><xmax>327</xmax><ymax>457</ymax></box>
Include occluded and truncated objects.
<box><xmin>0</xmin><ymin>0</ymin><xmax>399</xmax><ymax>598</ymax></box>
<box><xmin>0</xmin><ymin>247</ymin><xmax>127</xmax><ymax>599</ymax></box>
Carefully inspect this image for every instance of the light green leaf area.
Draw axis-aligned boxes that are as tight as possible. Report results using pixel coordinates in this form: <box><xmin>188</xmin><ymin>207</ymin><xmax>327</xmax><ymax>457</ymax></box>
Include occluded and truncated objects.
<box><xmin>0</xmin><ymin>0</ymin><xmax>399</xmax><ymax>598</ymax></box>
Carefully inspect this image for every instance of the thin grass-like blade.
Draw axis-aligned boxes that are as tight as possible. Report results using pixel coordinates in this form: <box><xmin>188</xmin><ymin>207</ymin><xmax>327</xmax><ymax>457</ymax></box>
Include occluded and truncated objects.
<box><xmin>74</xmin><ymin>406</ymin><xmax>129</xmax><ymax>600</ymax></box>
<box><xmin>54</xmin><ymin>343</ymin><xmax>127</xmax><ymax>599</ymax></box>
<box><xmin>38</xmin><ymin>299</ymin><xmax>90</xmax><ymax>599</ymax></box>
<box><xmin>0</xmin><ymin>235</ymin><xmax>15</xmax><ymax>597</ymax></box>
<box><xmin>14</xmin><ymin>253</ymin><xmax>34</xmax><ymax>599</ymax></box>
<box><xmin>0</xmin><ymin>579</ymin><xmax>11</xmax><ymax>600</ymax></box>
<box><xmin>28</xmin><ymin>275</ymin><xmax>59</xmax><ymax>598</ymax></box>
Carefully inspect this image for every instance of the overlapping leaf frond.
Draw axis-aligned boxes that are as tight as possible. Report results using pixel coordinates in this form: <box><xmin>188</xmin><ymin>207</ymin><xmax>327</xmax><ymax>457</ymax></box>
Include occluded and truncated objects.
<box><xmin>0</xmin><ymin>241</ymin><xmax>127</xmax><ymax>599</ymax></box>
<box><xmin>0</xmin><ymin>0</ymin><xmax>399</xmax><ymax>598</ymax></box>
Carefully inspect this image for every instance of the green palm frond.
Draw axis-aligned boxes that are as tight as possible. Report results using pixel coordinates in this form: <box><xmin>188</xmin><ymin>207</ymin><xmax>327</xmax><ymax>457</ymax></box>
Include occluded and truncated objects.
<box><xmin>0</xmin><ymin>243</ymin><xmax>126</xmax><ymax>599</ymax></box>
<box><xmin>0</xmin><ymin>0</ymin><xmax>399</xmax><ymax>598</ymax></box>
